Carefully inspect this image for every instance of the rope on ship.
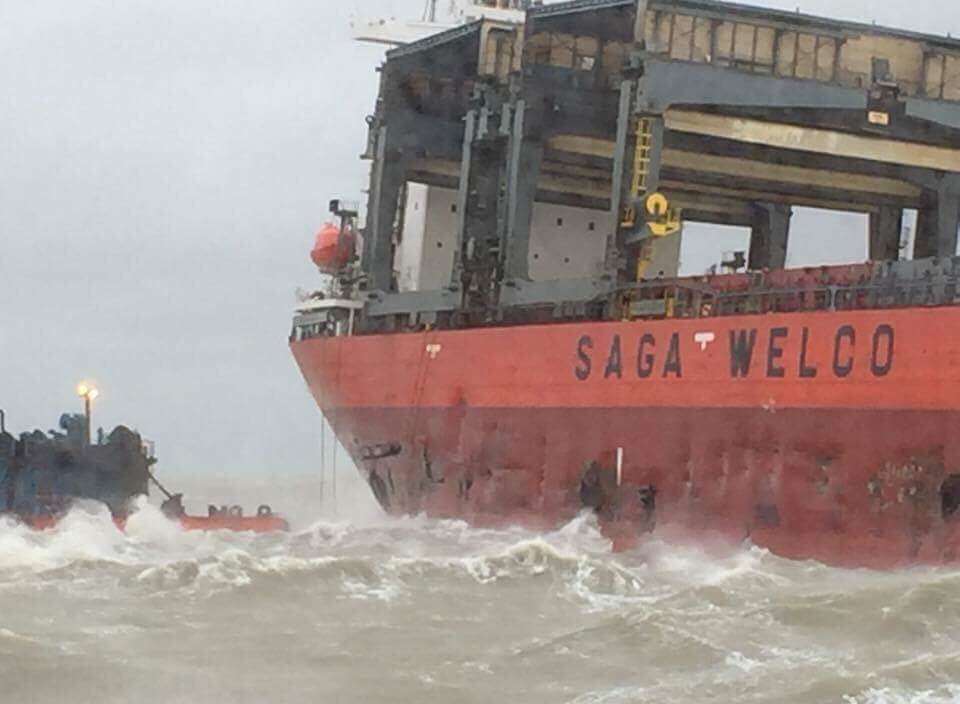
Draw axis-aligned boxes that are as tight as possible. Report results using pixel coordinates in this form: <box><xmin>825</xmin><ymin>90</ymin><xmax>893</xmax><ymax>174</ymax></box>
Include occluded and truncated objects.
<box><xmin>319</xmin><ymin>400</ymin><xmax>327</xmax><ymax>505</ymax></box>
<box><xmin>145</xmin><ymin>465</ymin><xmax>175</xmax><ymax>501</ymax></box>
<box><xmin>318</xmin><ymin>333</ymin><xmax>338</xmax><ymax>516</ymax></box>
<box><xmin>331</xmin><ymin>337</ymin><xmax>341</xmax><ymax>514</ymax></box>
<box><xmin>144</xmin><ymin>463</ymin><xmax>189</xmax><ymax>518</ymax></box>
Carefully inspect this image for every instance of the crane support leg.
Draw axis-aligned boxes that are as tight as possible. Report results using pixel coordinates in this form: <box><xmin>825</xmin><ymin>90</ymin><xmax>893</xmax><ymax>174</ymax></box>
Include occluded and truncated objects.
<box><xmin>869</xmin><ymin>206</ymin><xmax>903</xmax><ymax>261</ymax></box>
<box><xmin>749</xmin><ymin>203</ymin><xmax>791</xmax><ymax>270</ymax></box>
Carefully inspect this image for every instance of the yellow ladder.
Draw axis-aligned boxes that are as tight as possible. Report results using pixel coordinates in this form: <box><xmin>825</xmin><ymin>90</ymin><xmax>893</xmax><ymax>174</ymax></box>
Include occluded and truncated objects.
<box><xmin>620</xmin><ymin>118</ymin><xmax>655</xmax><ymax>229</ymax></box>
<box><xmin>631</xmin><ymin>117</ymin><xmax>654</xmax><ymax>197</ymax></box>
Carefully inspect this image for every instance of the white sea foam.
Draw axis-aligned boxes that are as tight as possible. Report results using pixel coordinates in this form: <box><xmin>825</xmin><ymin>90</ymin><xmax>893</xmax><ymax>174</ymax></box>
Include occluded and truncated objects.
<box><xmin>1</xmin><ymin>488</ymin><xmax>959</xmax><ymax>704</ymax></box>
<box><xmin>568</xmin><ymin>686</ymin><xmax>650</xmax><ymax>704</ymax></box>
<box><xmin>845</xmin><ymin>686</ymin><xmax>960</xmax><ymax>704</ymax></box>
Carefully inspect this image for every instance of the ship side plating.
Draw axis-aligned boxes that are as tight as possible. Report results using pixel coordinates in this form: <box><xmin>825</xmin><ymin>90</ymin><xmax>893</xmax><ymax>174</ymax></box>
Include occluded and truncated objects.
<box><xmin>292</xmin><ymin>0</ymin><xmax>960</xmax><ymax>567</ymax></box>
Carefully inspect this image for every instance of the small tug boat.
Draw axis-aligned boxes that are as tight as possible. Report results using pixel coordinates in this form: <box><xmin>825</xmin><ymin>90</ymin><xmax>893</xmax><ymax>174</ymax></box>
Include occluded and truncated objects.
<box><xmin>159</xmin><ymin>493</ymin><xmax>290</xmax><ymax>534</ymax></box>
<box><xmin>0</xmin><ymin>393</ymin><xmax>289</xmax><ymax>534</ymax></box>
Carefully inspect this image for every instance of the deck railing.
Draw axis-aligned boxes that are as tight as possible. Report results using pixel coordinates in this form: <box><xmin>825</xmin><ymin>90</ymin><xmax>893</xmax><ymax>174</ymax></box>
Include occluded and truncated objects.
<box><xmin>618</xmin><ymin>277</ymin><xmax>960</xmax><ymax>321</ymax></box>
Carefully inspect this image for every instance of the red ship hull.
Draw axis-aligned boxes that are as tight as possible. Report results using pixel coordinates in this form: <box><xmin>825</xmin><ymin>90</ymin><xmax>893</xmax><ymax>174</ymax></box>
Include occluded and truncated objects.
<box><xmin>292</xmin><ymin>306</ymin><xmax>960</xmax><ymax>569</ymax></box>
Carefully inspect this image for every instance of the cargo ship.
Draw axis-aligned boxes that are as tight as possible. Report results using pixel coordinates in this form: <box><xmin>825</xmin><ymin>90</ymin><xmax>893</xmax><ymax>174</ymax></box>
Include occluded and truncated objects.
<box><xmin>292</xmin><ymin>0</ymin><xmax>960</xmax><ymax>568</ymax></box>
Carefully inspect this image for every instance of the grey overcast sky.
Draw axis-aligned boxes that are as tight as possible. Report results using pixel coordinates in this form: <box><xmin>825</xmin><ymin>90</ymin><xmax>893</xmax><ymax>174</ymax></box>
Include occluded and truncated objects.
<box><xmin>1</xmin><ymin>0</ymin><xmax>957</xmax><ymax>478</ymax></box>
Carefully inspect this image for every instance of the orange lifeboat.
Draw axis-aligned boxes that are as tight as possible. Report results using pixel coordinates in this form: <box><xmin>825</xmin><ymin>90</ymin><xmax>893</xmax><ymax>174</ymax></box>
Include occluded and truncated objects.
<box><xmin>310</xmin><ymin>222</ymin><xmax>355</xmax><ymax>273</ymax></box>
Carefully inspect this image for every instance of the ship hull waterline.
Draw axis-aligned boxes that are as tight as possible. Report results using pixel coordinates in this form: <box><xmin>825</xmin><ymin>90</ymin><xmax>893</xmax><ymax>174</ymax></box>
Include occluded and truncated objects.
<box><xmin>292</xmin><ymin>306</ymin><xmax>960</xmax><ymax>569</ymax></box>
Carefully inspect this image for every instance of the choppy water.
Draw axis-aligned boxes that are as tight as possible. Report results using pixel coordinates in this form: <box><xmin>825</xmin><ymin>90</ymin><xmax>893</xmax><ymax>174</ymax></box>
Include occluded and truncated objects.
<box><xmin>1</xmin><ymin>476</ymin><xmax>959</xmax><ymax>704</ymax></box>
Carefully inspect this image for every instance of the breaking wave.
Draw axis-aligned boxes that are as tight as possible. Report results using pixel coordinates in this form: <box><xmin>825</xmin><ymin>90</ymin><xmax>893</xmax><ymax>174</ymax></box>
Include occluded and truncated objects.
<box><xmin>1</xmin><ymin>500</ymin><xmax>958</xmax><ymax>703</ymax></box>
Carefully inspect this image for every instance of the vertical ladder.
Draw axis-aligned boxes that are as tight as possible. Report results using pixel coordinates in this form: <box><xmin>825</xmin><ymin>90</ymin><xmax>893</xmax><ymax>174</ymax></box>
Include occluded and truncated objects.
<box><xmin>631</xmin><ymin>117</ymin><xmax>654</xmax><ymax>197</ymax></box>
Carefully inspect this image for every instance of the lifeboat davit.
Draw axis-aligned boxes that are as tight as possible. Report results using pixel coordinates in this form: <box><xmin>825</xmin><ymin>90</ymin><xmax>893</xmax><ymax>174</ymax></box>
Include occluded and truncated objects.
<box><xmin>311</xmin><ymin>222</ymin><xmax>355</xmax><ymax>273</ymax></box>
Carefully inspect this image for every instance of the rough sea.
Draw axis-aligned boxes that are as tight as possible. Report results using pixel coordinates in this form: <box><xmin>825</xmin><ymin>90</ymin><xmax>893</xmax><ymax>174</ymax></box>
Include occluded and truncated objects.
<box><xmin>1</xmin><ymin>472</ymin><xmax>958</xmax><ymax>704</ymax></box>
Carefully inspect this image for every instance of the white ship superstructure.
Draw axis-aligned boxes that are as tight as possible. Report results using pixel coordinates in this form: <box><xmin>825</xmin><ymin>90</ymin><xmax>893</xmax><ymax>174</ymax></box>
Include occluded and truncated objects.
<box><xmin>351</xmin><ymin>0</ymin><xmax>530</xmax><ymax>46</ymax></box>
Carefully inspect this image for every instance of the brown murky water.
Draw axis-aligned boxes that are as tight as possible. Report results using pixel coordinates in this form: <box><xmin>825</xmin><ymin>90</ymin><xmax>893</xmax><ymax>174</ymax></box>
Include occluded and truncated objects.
<box><xmin>1</xmin><ymin>473</ymin><xmax>958</xmax><ymax>704</ymax></box>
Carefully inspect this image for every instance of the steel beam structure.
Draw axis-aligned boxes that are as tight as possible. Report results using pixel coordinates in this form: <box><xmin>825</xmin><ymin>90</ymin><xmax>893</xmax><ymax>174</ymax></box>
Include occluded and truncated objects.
<box><xmin>501</xmin><ymin>100</ymin><xmax>545</xmax><ymax>283</ymax></box>
<box><xmin>364</xmin><ymin>125</ymin><xmax>409</xmax><ymax>292</ymax></box>
<box><xmin>606</xmin><ymin>79</ymin><xmax>636</xmax><ymax>283</ymax></box>
<box><xmin>357</xmin><ymin>0</ymin><xmax>960</xmax><ymax>322</ymax></box>
<box><xmin>869</xmin><ymin>207</ymin><xmax>904</xmax><ymax>262</ymax></box>
<box><xmin>915</xmin><ymin>176</ymin><xmax>960</xmax><ymax>258</ymax></box>
<box><xmin>451</xmin><ymin>110</ymin><xmax>479</xmax><ymax>290</ymax></box>
<box><xmin>639</xmin><ymin>59</ymin><xmax>869</xmax><ymax>114</ymax></box>
<box><xmin>749</xmin><ymin>203</ymin><xmax>792</xmax><ymax>270</ymax></box>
